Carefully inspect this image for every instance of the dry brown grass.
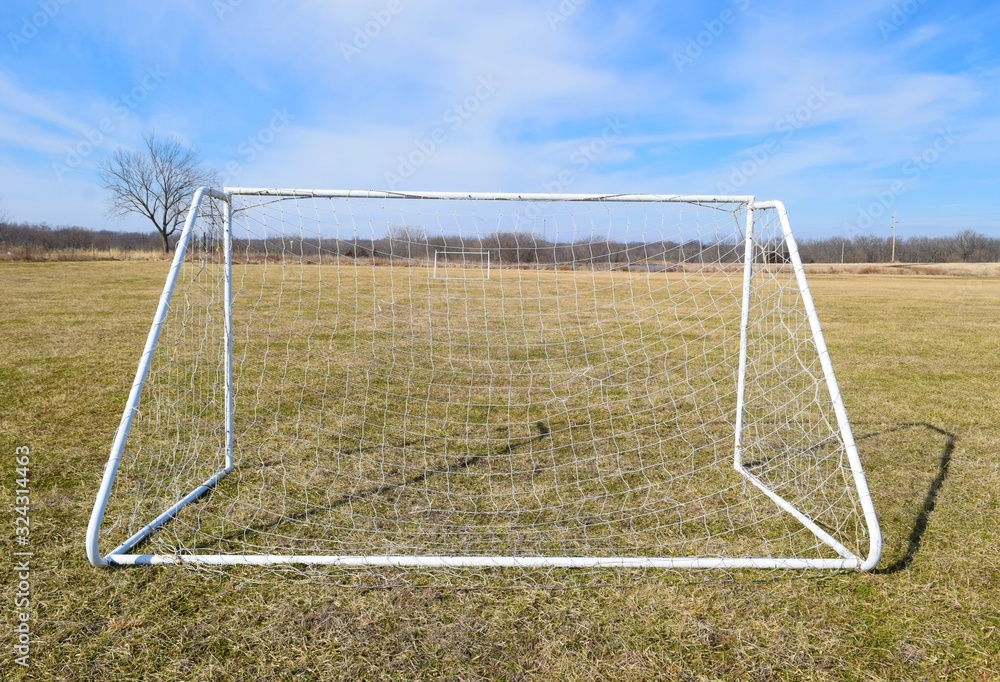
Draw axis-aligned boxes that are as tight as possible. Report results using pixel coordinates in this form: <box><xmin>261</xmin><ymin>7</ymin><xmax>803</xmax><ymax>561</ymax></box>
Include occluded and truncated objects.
<box><xmin>805</xmin><ymin>261</ymin><xmax>1000</xmax><ymax>277</ymax></box>
<box><xmin>0</xmin><ymin>246</ymin><xmax>169</xmax><ymax>262</ymax></box>
<box><xmin>0</xmin><ymin>262</ymin><xmax>998</xmax><ymax>680</ymax></box>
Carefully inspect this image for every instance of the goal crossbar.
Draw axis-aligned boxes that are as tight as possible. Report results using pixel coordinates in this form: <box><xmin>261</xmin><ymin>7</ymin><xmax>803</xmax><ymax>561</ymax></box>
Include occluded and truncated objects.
<box><xmin>87</xmin><ymin>188</ymin><xmax>882</xmax><ymax>573</ymax></box>
<box><xmin>223</xmin><ymin>188</ymin><xmax>756</xmax><ymax>203</ymax></box>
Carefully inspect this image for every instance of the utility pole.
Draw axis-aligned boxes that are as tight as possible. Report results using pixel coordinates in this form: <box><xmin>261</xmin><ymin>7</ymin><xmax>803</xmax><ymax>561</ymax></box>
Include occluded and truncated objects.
<box><xmin>891</xmin><ymin>211</ymin><xmax>897</xmax><ymax>262</ymax></box>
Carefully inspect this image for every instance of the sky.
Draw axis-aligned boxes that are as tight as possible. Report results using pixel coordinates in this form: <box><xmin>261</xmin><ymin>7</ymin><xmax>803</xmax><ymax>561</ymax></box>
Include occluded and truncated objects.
<box><xmin>1</xmin><ymin>0</ymin><xmax>998</xmax><ymax>240</ymax></box>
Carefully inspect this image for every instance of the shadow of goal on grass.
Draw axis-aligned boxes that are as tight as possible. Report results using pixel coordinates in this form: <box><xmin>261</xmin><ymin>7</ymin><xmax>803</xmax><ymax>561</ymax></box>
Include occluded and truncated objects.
<box><xmin>197</xmin><ymin>423</ymin><xmax>557</xmax><ymax>550</ymax></box>
<box><xmin>123</xmin><ymin>420</ymin><xmax>956</xmax><ymax>567</ymax></box>
<box><xmin>853</xmin><ymin>422</ymin><xmax>955</xmax><ymax>574</ymax></box>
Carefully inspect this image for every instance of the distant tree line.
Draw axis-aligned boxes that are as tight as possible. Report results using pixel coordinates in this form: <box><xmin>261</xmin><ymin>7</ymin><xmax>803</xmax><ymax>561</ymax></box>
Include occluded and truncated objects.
<box><xmin>279</xmin><ymin>227</ymin><xmax>745</xmax><ymax>267</ymax></box>
<box><xmin>231</xmin><ymin>227</ymin><xmax>998</xmax><ymax>266</ymax></box>
<box><xmin>796</xmin><ymin>230</ymin><xmax>1000</xmax><ymax>263</ymax></box>
<box><xmin>0</xmin><ymin>221</ymin><xmax>162</xmax><ymax>254</ymax></box>
<box><xmin>3</xmin><ymin>219</ymin><xmax>998</xmax><ymax>264</ymax></box>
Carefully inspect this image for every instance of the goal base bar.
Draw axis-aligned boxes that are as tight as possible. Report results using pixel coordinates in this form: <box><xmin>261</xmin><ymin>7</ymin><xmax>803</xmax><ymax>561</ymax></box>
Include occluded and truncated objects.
<box><xmin>103</xmin><ymin>554</ymin><xmax>865</xmax><ymax>570</ymax></box>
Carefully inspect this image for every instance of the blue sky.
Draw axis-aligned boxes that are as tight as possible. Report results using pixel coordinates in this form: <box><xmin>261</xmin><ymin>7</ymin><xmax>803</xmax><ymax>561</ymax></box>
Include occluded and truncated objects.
<box><xmin>1</xmin><ymin>0</ymin><xmax>998</xmax><ymax>239</ymax></box>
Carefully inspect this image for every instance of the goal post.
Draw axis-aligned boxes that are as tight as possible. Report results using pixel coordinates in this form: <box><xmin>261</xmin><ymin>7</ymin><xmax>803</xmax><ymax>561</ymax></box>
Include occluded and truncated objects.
<box><xmin>87</xmin><ymin>188</ymin><xmax>882</xmax><ymax>573</ymax></box>
<box><xmin>432</xmin><ymin>247</ymin><xmax>491</xmax><ymax>279</ymax></box>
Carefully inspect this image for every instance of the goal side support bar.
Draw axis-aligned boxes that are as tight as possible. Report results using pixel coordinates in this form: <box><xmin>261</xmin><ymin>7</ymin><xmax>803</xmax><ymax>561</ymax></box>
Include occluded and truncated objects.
<box><xmin>86</xmin><ymin>187</ymin><xmax>234</xmax><ymax>567</ymax></box>
<box><xmin>732</xmin><ymin>200</ymin><xmax>882</xmax><ymax>572</ymax></box>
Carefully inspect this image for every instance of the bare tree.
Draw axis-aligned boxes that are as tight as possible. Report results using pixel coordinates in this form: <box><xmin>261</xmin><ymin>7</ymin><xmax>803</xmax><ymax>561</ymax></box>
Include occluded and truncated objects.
<box><xmin>98</xmin><ymin>133</ymin><xmax>217</xmax><ymax>252</ymax></box>
<box><xmin>386</xmin><ymin>224</ymin><xmax>428</xmax><ymax>259</ymax></box>
<box><xmin>0</xmin><ymin>197</ymin><xmax>10</xmax><ymax>224</ymax></box>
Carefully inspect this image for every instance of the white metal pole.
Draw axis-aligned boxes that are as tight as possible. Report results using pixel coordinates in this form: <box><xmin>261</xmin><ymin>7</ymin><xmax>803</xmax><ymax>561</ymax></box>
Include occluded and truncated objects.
<box><xmin>756</xmin><ymin>200</ymin><xmax>883</xmax><ymax>571</ymax></box>
<box><xmin>891</xmin><ymin>211</ymin><xmax>897</xmax><ymax>262</ymax></box>
<box><xmin>225</xmin><ymin>188</ymin><xmax>755</xmax><ymax>204</ymax></box>
<box><xmin>104</xmin><ymin>553</ymin><xmax>864</xmax><ymax>570</ymax></box>
<box><xmin>86</xmin><ymin>187</ymin><xmax>229</xmax><ymax>567</ymax></box>
<box><xmin>733</xmin><ymin>200</ymin><xmax>756</xmax><ymax>469</ymax></box>
<box><xmin>223</xmin><ymin>199</ymin><xmax>235</xmax><ymax>473</ymax></box>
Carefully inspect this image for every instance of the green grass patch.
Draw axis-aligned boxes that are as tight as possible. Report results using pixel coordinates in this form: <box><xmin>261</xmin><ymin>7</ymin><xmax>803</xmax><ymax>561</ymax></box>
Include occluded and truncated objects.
<box><xmin>0</xmin><ymin>262</ymin><xmax>998</xmax><ymax>680</ymax></box>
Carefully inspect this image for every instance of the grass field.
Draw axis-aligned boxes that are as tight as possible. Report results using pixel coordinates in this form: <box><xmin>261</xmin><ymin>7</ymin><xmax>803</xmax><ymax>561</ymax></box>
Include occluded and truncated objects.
<box><xmin>1</xmin><ymin>260</ymin><xmax>998</xmax><ymax>680</ymax></box>
<box><xmin>94</xmin><ymin>256</ymin><xmax>867</xmax><ymax>569</ymax></box>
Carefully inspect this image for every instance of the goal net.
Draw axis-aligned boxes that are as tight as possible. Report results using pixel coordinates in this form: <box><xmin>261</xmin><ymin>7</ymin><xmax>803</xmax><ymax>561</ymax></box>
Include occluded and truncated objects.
<box><xmin>87</xmin><ymin>189</ymin><xmax>882</xmax><ymax>575</ymax></box>
<box><xmin>432</xmin><ymin>247</ymin><xmax>491</xmax><ymax>280</ymax></box>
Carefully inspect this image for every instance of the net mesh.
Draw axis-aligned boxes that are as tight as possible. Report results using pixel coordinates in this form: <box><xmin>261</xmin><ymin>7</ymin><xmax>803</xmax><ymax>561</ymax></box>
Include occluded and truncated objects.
<box><xmin>98</xmin><ymin>192</ymin><xmax>871</xmax><ymax>578</ymax></box>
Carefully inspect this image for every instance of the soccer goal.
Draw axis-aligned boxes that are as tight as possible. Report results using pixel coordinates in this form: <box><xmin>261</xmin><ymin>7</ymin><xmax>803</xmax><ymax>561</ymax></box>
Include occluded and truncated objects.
<box><xmin>432</xmin><ymin>247</ymin><xmax>491</xmax><ymax>279</ymax></box>
<box><xmin>87</xmin><ymin>188</ymin><xmax>882</xmax><ymax>573</ymax></box>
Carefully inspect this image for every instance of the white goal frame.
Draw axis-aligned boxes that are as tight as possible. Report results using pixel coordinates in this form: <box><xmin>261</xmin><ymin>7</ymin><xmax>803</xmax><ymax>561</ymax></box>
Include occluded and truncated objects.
<box><xmin>87</xmin><ymin>188</ymin><xmax>882</xmax><ymax>571</ymax></box>
<box><xmin>432</xmin><ymin>247</ymin><xmax>491</xmax><ymax>279</ymax></box>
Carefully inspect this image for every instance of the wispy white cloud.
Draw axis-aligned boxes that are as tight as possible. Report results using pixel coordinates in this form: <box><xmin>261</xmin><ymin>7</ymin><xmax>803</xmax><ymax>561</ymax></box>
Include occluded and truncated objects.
<box><xmin>0</xmin><ymin>71</ymin><xmax>91</xmax><ymax>146</ymax></box>
<box><xmin>0</xmin><ymin>0</ymin><xmax>998</xmax><ymax>235</ymax></box>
